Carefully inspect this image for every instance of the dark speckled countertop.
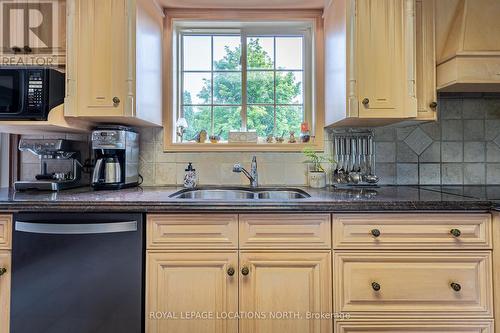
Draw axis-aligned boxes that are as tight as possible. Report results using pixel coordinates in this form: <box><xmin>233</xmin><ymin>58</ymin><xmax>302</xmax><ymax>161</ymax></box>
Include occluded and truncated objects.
<box><xmin>0</xmin><ymin>185</ymin><xmax>498</xmax><ymax>213</ymax></box>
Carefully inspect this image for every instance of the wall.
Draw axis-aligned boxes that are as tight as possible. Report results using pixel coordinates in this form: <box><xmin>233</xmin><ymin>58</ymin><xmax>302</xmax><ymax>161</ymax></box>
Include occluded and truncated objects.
<box><xmin>19</xmin><ymin>96</ymin><xmax>500</xmax><ymax>187</ymax></box>
<box><xmin>374</xmin><ymin>96</ymin><xmax>500</xmax><ymax>185</ymax></box>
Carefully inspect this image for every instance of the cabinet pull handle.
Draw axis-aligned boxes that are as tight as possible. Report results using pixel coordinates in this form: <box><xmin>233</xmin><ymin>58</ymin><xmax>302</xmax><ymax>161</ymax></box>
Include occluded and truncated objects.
<box><xmin>371</xmin><ymin>229</ymin><xmax>381</xmax><ymax>237</ymax></box>
<box><xmin>0</xmin><ymin>267</ymin><xmax>6</xmax><ymax>276</ymax></box>
<box><xmin>112</xmin><ymin>97</ymin><xmax>120</xmax><ymax>105</ymax></box>
<box><xmin>450</xmin><ymin>229</ymin><xmax>461</xmax><ymax>237</ymax></box>
<box><xmin>371</xmin><ymin>282</ymin><xmax>381</xmax><ymax>291</ymax></box>
<box><xmin>241</xmin><ymin>266</ymin><xmax>250</xmax><ymax>276</ymax></box>
<box><xmin>11</xmin><ymin>46</ymin><xmax>21</xmax><ymax>53</ymax></box>
<box><xmin>227</xmin><ymin>267</ymin><xmax>235</xmax><ymax>276</ymax></box>
<box><xmin>362</xmin><ymin>98</ymin><xmax>370</xmax><ymax>106</ymax></box>
<box><xmin>429</xmin><ymin>101</ymin><xmax>438</xmax><ymax>109</ymax></box>
<box><xmin>450</xmin><ymin>282</ymin><xmax>461</xmax><ymax>292</ymax></box>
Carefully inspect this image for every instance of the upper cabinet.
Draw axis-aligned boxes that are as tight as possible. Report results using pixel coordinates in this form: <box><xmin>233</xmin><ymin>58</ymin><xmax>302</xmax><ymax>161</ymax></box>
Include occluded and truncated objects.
<box><xmin>65</xmin><ymin>0</ymin><xmax>163</xmax><ymax>126</ymax></box>
<box><xmin>436</xmin><ymin>0</ymin><xmax>500</xmax><ymax>92</ymax></box>
<box><xmin>324</xmin><ymin>0</ymin><xmax>418</xmax><ymax>127</ymax></box>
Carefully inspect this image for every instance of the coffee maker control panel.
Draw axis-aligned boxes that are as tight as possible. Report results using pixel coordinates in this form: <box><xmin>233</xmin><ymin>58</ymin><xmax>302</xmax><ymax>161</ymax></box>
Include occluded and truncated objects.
<box><xmin>92</xmin><ymin>130</ymin><xmax>126</xmax><ymax>149</ymax></box>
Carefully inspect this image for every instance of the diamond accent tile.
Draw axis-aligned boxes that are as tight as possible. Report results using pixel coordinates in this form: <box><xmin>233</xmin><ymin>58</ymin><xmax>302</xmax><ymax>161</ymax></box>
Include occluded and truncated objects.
<box><xmin>403</xmin><ymin>127</ymin><xmax>433</xmax><ymax>155</ymax></box>
<box><xmin>494</xmin><ymin>134</ymin><xmax>500</xmax><ymax>148</ymax></box>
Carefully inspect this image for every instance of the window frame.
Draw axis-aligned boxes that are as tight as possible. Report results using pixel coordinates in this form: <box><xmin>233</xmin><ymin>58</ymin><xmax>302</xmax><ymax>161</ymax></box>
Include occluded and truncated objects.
<box><xmin>163</xmin><ymin>9</ymin><xmax>325</xmax><ymax>152</ymax></box>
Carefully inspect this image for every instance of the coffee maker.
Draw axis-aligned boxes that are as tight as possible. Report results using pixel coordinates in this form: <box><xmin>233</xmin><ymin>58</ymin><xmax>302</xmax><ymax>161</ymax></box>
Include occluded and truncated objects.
<box><xmin>91</xmin><ymin>126</ymin><xmax>139</xmax><ymax>190</ymax></box>
<box><xmin>15</xmin><ymin>139</ymin><xmax>86</xmax><ymax>191</ymax></box>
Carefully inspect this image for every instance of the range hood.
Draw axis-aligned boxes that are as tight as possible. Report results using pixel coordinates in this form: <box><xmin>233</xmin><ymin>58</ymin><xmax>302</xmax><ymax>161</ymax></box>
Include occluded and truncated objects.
<box><xmin>436</xmin><ymin>0</ymin><xmax>500</xmax><ymax>92</ymax></box>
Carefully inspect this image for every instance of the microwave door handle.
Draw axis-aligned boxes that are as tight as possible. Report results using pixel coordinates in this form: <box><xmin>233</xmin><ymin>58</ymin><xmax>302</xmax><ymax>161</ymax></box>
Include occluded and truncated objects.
<box><xmin>92</xmin><ymin>158</ymin><xmax>104</xmax><ymax>184</ymax></box>
<box><xmin>15</xmin><ymin>221</ymin><xmax>138</xmax><ymax>234</ymax></box>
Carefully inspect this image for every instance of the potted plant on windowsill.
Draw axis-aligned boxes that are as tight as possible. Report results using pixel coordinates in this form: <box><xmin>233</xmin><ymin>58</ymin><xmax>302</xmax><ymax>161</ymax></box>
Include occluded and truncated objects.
<box><xmin>303</xmin><ymin>147</ymin><xmax>334</xmax><ymax>188</ymax></box>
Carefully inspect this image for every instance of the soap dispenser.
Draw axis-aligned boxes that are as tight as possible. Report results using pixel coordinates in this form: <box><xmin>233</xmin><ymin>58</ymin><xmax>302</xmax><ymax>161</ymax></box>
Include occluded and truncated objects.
<box><xmin>183</xmin><ymin>162</ymin><xmax>197</xmax><ymax>188</ymax></box>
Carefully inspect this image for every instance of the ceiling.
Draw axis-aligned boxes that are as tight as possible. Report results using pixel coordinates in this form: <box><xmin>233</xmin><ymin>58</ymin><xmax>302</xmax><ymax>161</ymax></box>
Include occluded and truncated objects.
<box><xmin>157</xmin><ymin>0</ymin><xmax>327</xmax><ymax>9</ymax></box>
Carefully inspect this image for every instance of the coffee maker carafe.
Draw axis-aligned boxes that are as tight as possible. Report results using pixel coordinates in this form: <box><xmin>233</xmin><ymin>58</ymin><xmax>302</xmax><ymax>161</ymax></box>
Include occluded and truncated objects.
<box><xmin>91</xmin><ymin>126</ymin><xmax>139</xmax><ymax>190</ymax></box>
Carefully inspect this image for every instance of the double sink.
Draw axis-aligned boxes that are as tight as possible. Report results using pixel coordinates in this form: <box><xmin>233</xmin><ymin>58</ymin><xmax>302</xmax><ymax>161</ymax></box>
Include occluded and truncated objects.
<box><xmin>169</xmin><ymin>187</ymin><xmax>311</xmax><ymax>200</ymax></box>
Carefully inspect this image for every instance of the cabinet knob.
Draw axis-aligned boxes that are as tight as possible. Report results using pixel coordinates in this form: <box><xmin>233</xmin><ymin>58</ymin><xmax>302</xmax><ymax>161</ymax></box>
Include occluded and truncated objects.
<box><xmin>0</xmin><ymin>267</ymin><xmax>6</xmax><ymax>276</ymax></box>
<box><xmin>112</xmin><ymin>97</ymin><xmax>120</xmax><ymax>105</ymax></box>
<box><xmin>371</xmin><ymin>229</ymin><xmax>381</xmax><ymax>237</ymax></box>
<box><xmin>362</xmin><ymin>98</ymin><xmax>370</xmax><ymax>106</ymax></box>
<box><xmin>371</xmin><ymin>282</ymin><xmax>381</xmax><ymax>291</ymax></box>
<box><xmin>227</xmin><ymin>267</ymin><xmax>235</xmax><ymax>276</ymax></box>
<box><xmin>450</xmin><ymin>282</ymin><xmax>461</xmax><ymax>292</ymax></box>
<box><xmin>11</xmin><ymin>46</ymin><xmax>21</xmax><ymax>53</ymax></box>
<box><xmin>241</xmin><ymin>266</ymin><xmax>250</xmax><ymax>276</ymax></box>
<box><xmin>450</xmin><ymin>229</ymin><xmax>461</xmax><ymax>237</ymax></box>
<box><xmin>429</xmin><ymin>101</ymin><xmax>438</xmax><ymax>109</ymax></box>
<box><xmin>23</xmin><ymin>45</ymin><xmax>32</xmax><ymax>53</ymax></box>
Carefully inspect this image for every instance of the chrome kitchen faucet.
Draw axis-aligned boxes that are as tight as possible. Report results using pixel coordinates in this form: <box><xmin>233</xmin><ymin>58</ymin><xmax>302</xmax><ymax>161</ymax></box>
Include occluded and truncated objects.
<box><xmin>233</xmin><ymin>156</ymin><xmax>258</xmax><ymax>188</ymax></box>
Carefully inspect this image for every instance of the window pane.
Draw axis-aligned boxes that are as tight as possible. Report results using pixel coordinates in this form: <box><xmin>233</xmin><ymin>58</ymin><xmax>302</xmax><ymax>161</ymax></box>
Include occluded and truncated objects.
<box><xmin>214</xmin><ymin>72</ymin><xmax>242</xmax><ymax>105</ymax></box>
<box><xmin>276</xmin><ymin>71</ymin><xmax>303</xmax><ymax>104</ymax></box>
<box><xmin>276</xmin><ymin>37</ymin><xmax>303</xmax><ymax>70</ymax></box>
<box><xmin>183</xmin><ymin>36</ymin><xmax>211</xmax><ymax>71</ymax></box>
<box><xmin>247</xmin><ymin>105</ymin><xmax>274</xmax><ymax>138</ymax></box>
<box><xmin>247</xmin><ymin>71</ymin><xmax>274</xmax><ymax>104</ymax></box>
<box><xmin>276</xmin><ymin>106</ymin><xmax>303</xmax><ymax>137</ymax></box>
<box><xmin>214</xmin><ymin>106</ymin><xmax>242</xmax><ymax>140</ymax></box>
<box><xmin>213</xmin><ymin>36</ymin><xmax>241</xmax><ymax>71</ymax></box>
<box><xmin>183</xmin><ymin>73</ymin><xmax>211</xmax><ymax>105</ymax></box>
<box><xmin>247</xmin><ymin>37</ymin><xmax>274</xmax><ymax>69</ymax></box>
<box><xmin>183</xmin><ymin>106</ymin><xmax>211</xmax><ymax>142</ymax></box>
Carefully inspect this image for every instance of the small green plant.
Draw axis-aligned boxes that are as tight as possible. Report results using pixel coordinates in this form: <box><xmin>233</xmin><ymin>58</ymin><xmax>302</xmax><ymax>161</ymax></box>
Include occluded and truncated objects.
<box><xmin>303</xmin><ymin>147</ymin><xmax>335</xmax><ymax>172</ymax></box>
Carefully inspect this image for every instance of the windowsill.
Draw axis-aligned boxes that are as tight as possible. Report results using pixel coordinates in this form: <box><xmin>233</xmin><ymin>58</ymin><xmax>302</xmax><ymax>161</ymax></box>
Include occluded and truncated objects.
<box><xmin>163</xmin><ymin>142</ymin><xmax>324</xmax><ymax>152</ymax></box>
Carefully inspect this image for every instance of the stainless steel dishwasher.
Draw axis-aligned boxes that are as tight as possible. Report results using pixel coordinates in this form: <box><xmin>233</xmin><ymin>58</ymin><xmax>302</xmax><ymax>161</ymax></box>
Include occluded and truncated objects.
<box><xmin>11</xmin><ymin>213</ymin><xmax>144</xmax><ymax>333</ymax></box>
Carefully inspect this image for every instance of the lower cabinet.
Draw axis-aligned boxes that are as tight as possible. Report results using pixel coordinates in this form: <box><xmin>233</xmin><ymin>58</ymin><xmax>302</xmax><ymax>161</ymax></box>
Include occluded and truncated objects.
<box><xmin>146</xmin><ymin>251</ymin><xmax>238</xmax><ymax>333</ymax></box>
<box><xmin>0</xmin><ymin>251</ymin><xmax>11</xmax><ymax>333</ymax></box>
<box><xmin>336</xmin><ymin>320</ymin><xmax>494</xmax><ymax>333</ymax></box>
<box><xmin>239</xmin><ymin>251</ymin><xmax>332</xmax><ymax>333</ymax></box>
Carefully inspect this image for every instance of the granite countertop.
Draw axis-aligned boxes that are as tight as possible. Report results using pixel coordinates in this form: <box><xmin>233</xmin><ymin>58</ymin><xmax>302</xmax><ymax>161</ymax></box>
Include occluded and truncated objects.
<box><xmin>0</xmin><ymin>185</ymin><xmax>498</xmax><ymax>213</ymax></box>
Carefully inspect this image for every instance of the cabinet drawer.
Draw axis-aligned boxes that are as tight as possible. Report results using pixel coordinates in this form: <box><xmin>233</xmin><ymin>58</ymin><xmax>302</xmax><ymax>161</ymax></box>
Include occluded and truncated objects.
<box><xmin>334</xmin><ymin>251</ymin><xmax>493</xmax><ymax>318</ymax></box>
<box><xmin>147</xmin><ymin>214</ymin><xmax>238</xmax><ymax>249</ymax></box>
<box><xmin>332</xmin><ymin>214</ymin><xmax>492</xmax><ymax>249</ymax></box>
<box><xmin>239</xmin><ymin>214</ymin><xmax>331</xmax><ymax>249</ymax></box>
<box><xmin>336</xmin><ymin>320</ymin><xmax>494</xmax><ymax>333</ymax></box>
<box><xmin>0</xmin><ymin>215</ymin><xmax>11</xmax><ymax>250</ymax></box>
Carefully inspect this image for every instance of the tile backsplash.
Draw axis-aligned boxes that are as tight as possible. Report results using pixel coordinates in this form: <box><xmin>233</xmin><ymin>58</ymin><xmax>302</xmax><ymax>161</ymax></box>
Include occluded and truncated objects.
<box><xmin>375</xmin><ymin>96</ymin><xmax>500</xmax><ymax>185</ymax></box>
<box><xmin>18</xmin><ymin>95</ymin><xmax>500</xmax><ymax>187</ymax></box>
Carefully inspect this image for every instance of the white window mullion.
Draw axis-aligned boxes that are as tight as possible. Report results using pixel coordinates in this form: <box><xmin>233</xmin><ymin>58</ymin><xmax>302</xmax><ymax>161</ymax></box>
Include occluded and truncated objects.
<box><xmin>241</xmin><ymin>31</ymin><xmax>248</xmax><ymax>131</ymax></box>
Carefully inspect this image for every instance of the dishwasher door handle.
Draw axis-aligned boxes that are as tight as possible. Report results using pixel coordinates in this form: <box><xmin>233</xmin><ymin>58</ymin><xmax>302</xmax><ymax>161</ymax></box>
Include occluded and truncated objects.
<box><xmin>15</xmin><ymin>221</ymin><xmax>138</xmax><ymax>234</ymax></box>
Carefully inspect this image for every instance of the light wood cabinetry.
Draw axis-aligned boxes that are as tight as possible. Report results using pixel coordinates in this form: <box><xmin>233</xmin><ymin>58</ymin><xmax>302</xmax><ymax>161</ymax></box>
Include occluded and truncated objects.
<box><xmin>324</xmin><ymin>0</ymin><xmax>417</xmax><ymax>127</ymax></box>
<box><xmin>65</xmin><ymin>0</ymin><xmax>163</xmax><ymax>126</ymax></box>
<box><xmin>0</xmin><ymin>215</ymin><xmax>11</xmax><ymax>333</ymax></box>
<box><xmin>239</xmin><ymin>214</ymin><xmax>331</xmax><ymax>249</ymax></box>
<box><xmin>0</xmin><ymin>215</ymin><xmax>12</xmax><ymax>250</ymax></box>
<box><xmin>332</xmin><ymin>213</ymin><xmax>492</xmax><ymax>249</ymax></box>
<box><xmin>239</xmin><ymin>251</ymin><xmax>332</xmax><ymax>333</ymax></box>
<box><xmin>147</xmin><ymin>214</ymin><xmax>238</xmax><ymax>249</ymax></box>
<box><xmin>336</xmin><ymin>320</ymin><xmax>494</xmax><ymax>333</ymax></box>
<box><xmin>334</xmin><ymin>251</ymin><xmax>493</xmax><ymax>318</ymax></box>
<box><xmin>146</xmin><ymin>251</ymin><xmax>238</xmax><ymax>333</ymax></box>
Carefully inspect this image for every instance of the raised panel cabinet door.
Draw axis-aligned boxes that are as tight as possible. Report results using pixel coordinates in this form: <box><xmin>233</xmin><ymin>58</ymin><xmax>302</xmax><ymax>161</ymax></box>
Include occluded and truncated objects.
<box><xmin>334</xmin><ymin>251</ymin><xmax>493</xmax><ymax>318</ymax></box>
<box><xmin>415</xmin><ymin>0</ymin><xmax>437</xmax><ymax>120</ymax></box>
<box><xmin>356</xmin><ymin>0</ymin><xmax>416</xmax><ymax>118</ymax></box>
<box><xmin>0</xmin><ymin>215</ymin><xmax>12</xmax><ymax>250</ymax></box>
<box><xmin>0</xmin><ymin>251</ymin><xmax>11</xmax><ymax>333</ymax></box>
<box><xmin>146</xmin><ymin>251</ymin><xmax>238</xmax><ymax>333</ymax></box>
<box><xmin>239</xmin><ymin>251</ymin><xmax>332</xmax><ymax>333</ymax></box>
<box><xmin>75</xmin><ymin>0</ymin><xmax>127</xmax><ymax>117</ymax></box>
<box><xmin>336</xmin><ymin>320</ymin><xmax>494</xmax><ymax>333</ymax></box>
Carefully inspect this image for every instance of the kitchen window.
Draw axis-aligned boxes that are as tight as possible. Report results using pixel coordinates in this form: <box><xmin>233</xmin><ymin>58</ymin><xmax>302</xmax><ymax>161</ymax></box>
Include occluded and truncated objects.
<box><xmin>165</xmin><ymin>12</ymin><xmax>324</xmax><ymax>151</ymax></box>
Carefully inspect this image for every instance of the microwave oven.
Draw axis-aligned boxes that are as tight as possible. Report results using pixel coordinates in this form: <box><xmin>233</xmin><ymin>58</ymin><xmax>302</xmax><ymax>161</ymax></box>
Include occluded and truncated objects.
<box><xmin>0</xmin><ymin>67</ymin><xmax>65</xmax><ymax>120</ymax></box>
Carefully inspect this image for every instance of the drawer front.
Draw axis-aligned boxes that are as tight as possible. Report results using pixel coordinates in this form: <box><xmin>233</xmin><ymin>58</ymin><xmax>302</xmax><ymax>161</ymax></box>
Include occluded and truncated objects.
<box><xmin>336</xmin><ymin>320</ymin><xmax>494</xmax><ymax>333</ymax></box>
<box><xmin>0</xmin><ymin>215</ymin><xmax>11</xmax><ymax>250</ymax></box>
<box><xmin>147</xmin><ymin>214</ymin><xmax>238</xmax><ymax>249</ymax></box>
<box><xmin>334</xmin><ymin>251</ymin><xmax>493</xmax><ymax>318</ymax></box>
<box><xmin>332</xmin><ymin>214</ymin><xmax>492</xmax><ymax>249</ymax></box>
<box><xmin>240</xmin><ymin>214</ymin><xmax>331</xmax><ymax>249</ymax></box>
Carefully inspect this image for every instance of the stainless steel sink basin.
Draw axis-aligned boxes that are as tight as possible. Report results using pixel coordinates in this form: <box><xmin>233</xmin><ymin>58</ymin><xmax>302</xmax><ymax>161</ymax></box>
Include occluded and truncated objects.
<box><xmin>169</xmin><ymin>187</ymin><xmax>310</xmax><ymax>200</ymax></box>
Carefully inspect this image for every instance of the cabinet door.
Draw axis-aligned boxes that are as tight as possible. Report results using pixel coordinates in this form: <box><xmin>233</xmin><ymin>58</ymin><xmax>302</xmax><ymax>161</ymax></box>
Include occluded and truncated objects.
<box><xmin>74</xmin><ymin>0</ymin><xmax>127</xmax><ymax>117</ymax></box>
<box><xmin>239</xmin><ymin>251</ymin><xmax>332</xmax><ymax>333</ymax></box>
<box><xmin>357</xmin><ymin>0</ymin><xmax>416</xmax><ymax>118</ymax></box>
<box><xmin>336</xmin><ymin>320</ymin><xmax>494</xmax><ymax>333</ymax></box>
<box><xmin>146</xmin><ymin>251</ymin><xmax>238</xmax><ymax>333</ymax></box>
<box><xmin>415</xmin><ymin>0</ymin><xmax>437</xmax><ymax>120</ymax></box>
<box><xmin>0</xmin><ymin>251</ymin><xmax>11</xmax><ymax>333</ymax></box>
